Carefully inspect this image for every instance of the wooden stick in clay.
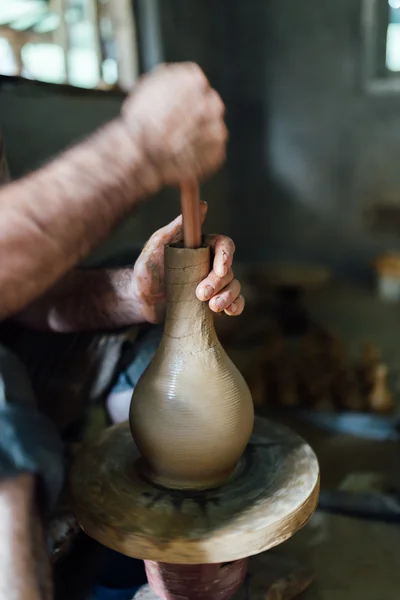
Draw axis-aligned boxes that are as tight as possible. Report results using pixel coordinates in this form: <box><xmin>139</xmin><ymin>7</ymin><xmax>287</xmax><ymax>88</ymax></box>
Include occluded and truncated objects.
<box><xmin>180</xmin><ymin>180</ymin><xmax>202</xmax><ymax>248</ymax></box>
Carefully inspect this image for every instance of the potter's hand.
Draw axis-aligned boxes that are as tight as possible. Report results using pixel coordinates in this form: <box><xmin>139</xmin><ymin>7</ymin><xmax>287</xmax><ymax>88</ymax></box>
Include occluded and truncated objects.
<box><xmin>17</xmin><ymin>204</ymin><xmax>243</xmax><ymax>331</ymax></box>
<box><xmin>121</xmin><ymin>63</ymin><xmax>227</xmax><ymax>191</ymax></box>
<box><xmin>132</xmin><ymin>202</ymin><xmax>244</xmax><ymax>324</ymax></box>
<box><xmin>197</xmin><ymin>234</ymin><xmax>244</xmax><ymax>317</ymax></box>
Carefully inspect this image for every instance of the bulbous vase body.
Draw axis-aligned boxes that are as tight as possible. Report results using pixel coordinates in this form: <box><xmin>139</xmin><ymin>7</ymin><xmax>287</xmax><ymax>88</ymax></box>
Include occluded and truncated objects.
<box><xmin>129</xmin><ymin>244</ymin><xmax>254</xmax><ymax>490</ymax></box>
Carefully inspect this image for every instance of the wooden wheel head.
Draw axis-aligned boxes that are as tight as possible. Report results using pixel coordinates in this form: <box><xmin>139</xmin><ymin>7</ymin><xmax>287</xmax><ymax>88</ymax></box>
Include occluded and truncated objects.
<box><xmin>69</xmin><ymin>417</ymin><xmax>320</xmax><ymax>564</ymax></box>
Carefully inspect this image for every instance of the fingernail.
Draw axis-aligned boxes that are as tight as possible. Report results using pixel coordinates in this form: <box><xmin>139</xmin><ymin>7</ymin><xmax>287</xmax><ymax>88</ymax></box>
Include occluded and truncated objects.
<box><xmin>214</xmin><ymin>296</ymin><xmax>225</xmax><ymax>310</ymax></box>
<box><xmin>229</xmin><ymin>303</ymin><xmax>238</xmax><ymax>313</ymax></box>
<box><xmin>202</xmin><ymin>285</ymin><xmax>214</xmax><ymax>300</ymax></box>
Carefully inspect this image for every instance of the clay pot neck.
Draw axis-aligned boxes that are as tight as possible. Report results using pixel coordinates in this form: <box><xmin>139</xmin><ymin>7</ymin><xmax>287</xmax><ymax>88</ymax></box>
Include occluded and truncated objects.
<box><xmin>163</xmin><ymin>244</ymin><xmax>218</xmax><ymax>351</ymax></box>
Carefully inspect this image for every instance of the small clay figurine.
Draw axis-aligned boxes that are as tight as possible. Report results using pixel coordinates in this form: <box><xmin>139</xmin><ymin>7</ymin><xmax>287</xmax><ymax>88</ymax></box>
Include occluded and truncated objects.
<box><xmin>366</xmin><ymin>363</ymin><xmax>394</xmax><ymax>413</ymax></box>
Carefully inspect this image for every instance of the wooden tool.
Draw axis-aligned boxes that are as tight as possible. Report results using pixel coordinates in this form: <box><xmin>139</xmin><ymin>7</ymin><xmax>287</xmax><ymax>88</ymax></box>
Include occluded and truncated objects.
<box><xmin>180</xmin><ymin>180</ymin><xmax>202</xmax><ymax>249</ymax></box>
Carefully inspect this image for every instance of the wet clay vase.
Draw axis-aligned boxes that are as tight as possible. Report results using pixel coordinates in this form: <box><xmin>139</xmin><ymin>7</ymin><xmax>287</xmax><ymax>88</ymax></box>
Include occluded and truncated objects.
<box><xmin>129</xmin><ymin>244</ymin><xmax>254</xmax><ymax>490</ymax></box>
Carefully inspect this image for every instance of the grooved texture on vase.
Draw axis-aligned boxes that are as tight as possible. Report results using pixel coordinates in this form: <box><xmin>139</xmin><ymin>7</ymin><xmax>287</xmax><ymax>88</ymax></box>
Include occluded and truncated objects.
<box><xmin>129</xmin><ymin>244</ymin><xmax>254</xmax><ymax>490</ymax></box>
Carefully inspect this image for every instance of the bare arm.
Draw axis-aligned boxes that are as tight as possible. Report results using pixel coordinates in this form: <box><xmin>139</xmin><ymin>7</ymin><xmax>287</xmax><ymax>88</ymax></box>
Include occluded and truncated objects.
<box><xmin>16</xmin><ymin>267</ymin><xmax>145</xmax><ymax>332</ymax></box>
<box><xmin>0</xmin><ymin>120</ymin><xmax>150</xmax><ymax>322</ymax></box>
<box><xmin>0</xmin><ymin>63</ymin><xmax>227</xmax><ymax>322</ymax></box>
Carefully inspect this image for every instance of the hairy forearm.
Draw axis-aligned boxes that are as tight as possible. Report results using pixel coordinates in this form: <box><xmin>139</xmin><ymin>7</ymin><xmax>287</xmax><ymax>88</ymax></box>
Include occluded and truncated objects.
<box><xmin>0</xmin><ymin>118</ymin><xmax>156</xmax><ymax>322</ymax></box>
<box><xmin>16</xmin><ymin>268</ymin><xmax>148</xmax><ymax>332</ymax></box>
<box><xmin>0</xmin><ymin>474</ymin><xmax>51</xmax><ymax>600</ymax></box>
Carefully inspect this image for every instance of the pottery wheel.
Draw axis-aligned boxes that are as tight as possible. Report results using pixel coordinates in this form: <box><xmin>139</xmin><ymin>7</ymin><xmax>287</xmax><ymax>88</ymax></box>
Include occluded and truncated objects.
<box><xmin>70</xmin><ymin>416</ymin><xmax>319</xmax><ymax>564</ymax></box>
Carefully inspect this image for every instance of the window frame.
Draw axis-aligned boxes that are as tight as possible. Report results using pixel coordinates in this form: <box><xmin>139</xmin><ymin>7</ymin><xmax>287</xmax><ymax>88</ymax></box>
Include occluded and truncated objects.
<box><xmin>361</xmin><ymin>0</ymin><xmax>400</xmax><ymax>94</ymax></box>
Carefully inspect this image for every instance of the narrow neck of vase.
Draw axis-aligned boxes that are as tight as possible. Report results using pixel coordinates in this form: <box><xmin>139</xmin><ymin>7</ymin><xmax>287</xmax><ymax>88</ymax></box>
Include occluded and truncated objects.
<box><xmin>163</xmin><ymin>244</ymin><xmax>217</xmax><ymax>347</ymax></box>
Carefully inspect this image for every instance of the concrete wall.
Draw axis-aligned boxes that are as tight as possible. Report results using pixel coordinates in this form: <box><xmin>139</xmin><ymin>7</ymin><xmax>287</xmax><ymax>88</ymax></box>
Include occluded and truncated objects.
<box><xmin>2</xmin><ymin>0</ymin><xmax>400</xmax><ymax>277</ymax></box>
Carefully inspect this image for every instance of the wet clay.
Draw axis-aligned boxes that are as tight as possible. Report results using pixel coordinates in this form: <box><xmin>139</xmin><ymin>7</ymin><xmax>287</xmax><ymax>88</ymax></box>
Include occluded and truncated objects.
<box><xmin>129</xmin><ymin>244</ymin><xmax>254</xmax><ymax>490</ymax></box>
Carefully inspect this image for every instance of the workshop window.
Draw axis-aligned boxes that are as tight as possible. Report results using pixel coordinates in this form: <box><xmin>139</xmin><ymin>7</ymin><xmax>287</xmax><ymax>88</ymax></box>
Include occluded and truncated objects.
<box><xmin>0</xmin><ymin>0</ymin><xmax>139</xmax><ymax>91</ymax></box>
<box><xmin>362</xmin><ymin>0</ymin><xmax>400</xmax><ymax>93</ymax></box>
<box><xmin>387</xmin><ymin>1</ymin><xmax>400</xmax><ymax>70</ymax></box>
